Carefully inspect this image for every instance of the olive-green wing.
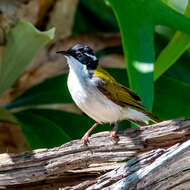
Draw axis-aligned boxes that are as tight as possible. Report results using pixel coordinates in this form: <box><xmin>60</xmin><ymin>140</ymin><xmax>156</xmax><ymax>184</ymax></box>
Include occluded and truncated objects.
<box><xmin>94</xmin><ymin>66</ymin><xmax>159</xmax><ymax>123</ymax></box>
<box><xmin>97</xmin><ymin>80</ymin><xmax>144</xmax><ymax>111</ymax></box>
<box><xmin>94</xmin><ymin>65</ymin><xmax>141</xmax><ymax>106</ymax></box>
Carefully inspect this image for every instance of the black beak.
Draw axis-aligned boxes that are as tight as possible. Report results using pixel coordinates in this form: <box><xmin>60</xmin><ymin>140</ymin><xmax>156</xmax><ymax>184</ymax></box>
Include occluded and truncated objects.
<box><xmin>56</xmin><ymin>50</ymin><xmax>70</xmax><ymax>56</ymax></box>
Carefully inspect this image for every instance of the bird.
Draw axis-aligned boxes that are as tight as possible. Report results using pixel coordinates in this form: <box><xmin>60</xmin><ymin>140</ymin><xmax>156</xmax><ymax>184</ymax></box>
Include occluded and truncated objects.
<box><xmin>56</xmin><ymin>44</ymin><xmax>159</xmax><ymax>145</ymax></box>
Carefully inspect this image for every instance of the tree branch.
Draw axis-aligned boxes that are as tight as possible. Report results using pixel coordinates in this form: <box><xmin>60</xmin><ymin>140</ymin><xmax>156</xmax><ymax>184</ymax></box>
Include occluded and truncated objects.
<box><xmin>0</xmin><ymin>118</ymin><xmax>190</xmax><ymax>189</ymax></box>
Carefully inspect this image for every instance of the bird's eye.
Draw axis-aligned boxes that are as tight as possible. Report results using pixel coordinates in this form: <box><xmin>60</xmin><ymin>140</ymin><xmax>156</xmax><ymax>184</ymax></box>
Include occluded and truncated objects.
<box><xmin>76</xmin><ymin>53</ymin><xmax>82</xmax><ymax>57</ymax></box>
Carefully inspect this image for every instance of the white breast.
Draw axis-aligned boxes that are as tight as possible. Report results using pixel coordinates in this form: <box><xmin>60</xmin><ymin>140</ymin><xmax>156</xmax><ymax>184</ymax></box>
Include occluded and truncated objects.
<box><xmin>67</xmin><ymin>68</ymin><xmax>124</xmax><ymax>123</ymax></box>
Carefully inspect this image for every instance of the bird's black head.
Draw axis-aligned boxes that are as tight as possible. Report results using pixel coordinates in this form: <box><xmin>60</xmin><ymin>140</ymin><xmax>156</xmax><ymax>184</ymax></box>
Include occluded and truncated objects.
<box><xmin>57</xmin><ymin>44</ymin><xmax>98</xmax><ymax>70</ymax></box>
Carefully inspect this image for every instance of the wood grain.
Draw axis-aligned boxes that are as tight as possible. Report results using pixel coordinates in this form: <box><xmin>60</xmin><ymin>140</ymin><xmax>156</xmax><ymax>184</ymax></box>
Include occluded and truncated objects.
<box><xmin>88</xmin><ymin>141</ymin><xmax>190</xmax><ymax>190</ymax></box>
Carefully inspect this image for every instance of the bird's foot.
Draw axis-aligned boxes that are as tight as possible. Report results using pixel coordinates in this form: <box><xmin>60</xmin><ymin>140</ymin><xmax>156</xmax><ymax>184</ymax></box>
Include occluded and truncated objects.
<box><xmin>110</xmin><ymin>130</ymin><xmax>120</xmax><ymax>144</ymax></box>
<box><xmin>110</xmin><ymin>122</ymin><xmax>120</xmax><ymax>144</ymax></box>
<box><xmin>81</xmin><ymin>122</ymin><xmax>99</xmax><ymax>145</ymax></box>
<box><xmin>81</xmin><ymin>133</ymin><xmax>90</xmax><ymax>145</ymax></box>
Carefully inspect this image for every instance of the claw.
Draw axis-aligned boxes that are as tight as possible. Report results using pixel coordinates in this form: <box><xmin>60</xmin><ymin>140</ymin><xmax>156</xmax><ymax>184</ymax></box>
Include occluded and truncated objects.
<box><xmin>110</xmin><ymin>122</ymin><xmax>120</xmax><ymax>144</ymax></box>
<box><xmin>81</xmin><ymin>134</ymin><xmax>90</xmax><ymax>145</ymax></box>
<box><xmin>81</xmin><ymin>122</ymin><xmax>99</xmax><ymax>145</ymax></box>
<box><xmin>110</xmin><ymin>130</ymin><xmax>120</xmax><ymax>144</ymax></box>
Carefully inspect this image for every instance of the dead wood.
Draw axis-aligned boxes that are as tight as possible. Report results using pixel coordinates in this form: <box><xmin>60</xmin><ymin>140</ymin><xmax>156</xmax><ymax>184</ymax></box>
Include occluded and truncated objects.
<box><xmin>0</xmin><ymin>118</ymin><xmax>190</xmax><ymax>189</ymax></box>
<box><xmin>87</xmin><ymin>141</ymin><xmax>190</xmax><ymax>190</ymax></box>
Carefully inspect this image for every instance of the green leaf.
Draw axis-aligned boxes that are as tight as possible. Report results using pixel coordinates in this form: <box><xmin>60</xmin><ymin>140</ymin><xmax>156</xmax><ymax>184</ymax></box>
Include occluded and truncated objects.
<box><xmin>0</xmin><ymin>107</ymin><xmax>17</xmax><ymax>123</ymax></box>
<box><xmin>154</xmin><ymin>0</ymin><xmax>190</xmax><ymax>80</ymax></box>
<box><xmin>106</xmin><ymin>0</ymin><xmax>190</xmax><ymax>111</ymax></box>
<box><xmin>0</xmin><ymin>20</ymin><xmax>55</xmax><ymax>96</ymax></box>
<box><xmin>15</xmin><ymin>110</ymin><xmax>72</xmax><ymax>149</ymax></box>
<box><xmin>163</xmin><ymin>0</ymin><xmax>187</xmax><ymax>14</ymax></box>
<box><xmin>154</xmin><ymin>76</ymin><xmax>190</xmax><ymax>119</ymax></box>
<box><xmin>106</xmin><ymin>0</ymin><xmax>155</xmax><ymax>110</ymax></box>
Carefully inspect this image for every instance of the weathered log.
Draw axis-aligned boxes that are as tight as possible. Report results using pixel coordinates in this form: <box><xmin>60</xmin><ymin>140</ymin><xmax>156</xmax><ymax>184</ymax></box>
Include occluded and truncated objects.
<box><xmin>87</xmin><ymin>141</ymin><xmax>190</xmax><ymax>190</ymax></box>
<box><xmin>0</xmin><ymin>118</ymin><xmax>190</xmax><ymax>189</ymax></box>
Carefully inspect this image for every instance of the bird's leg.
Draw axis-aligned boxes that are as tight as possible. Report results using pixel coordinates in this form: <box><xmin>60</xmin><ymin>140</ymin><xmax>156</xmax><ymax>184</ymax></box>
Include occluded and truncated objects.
<box><xmin>81</xmin><ymin>122</ymin><xmax>99</xmax><ymax>145</ymax></box>
<box><xmin>110</xmin><ymin>122</ymin><xmax>119</xmax><ymax>143</ymax></box>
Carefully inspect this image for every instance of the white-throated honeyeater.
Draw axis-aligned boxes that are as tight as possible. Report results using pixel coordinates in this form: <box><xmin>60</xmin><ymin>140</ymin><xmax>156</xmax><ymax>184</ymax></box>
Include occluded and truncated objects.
<box><xmin>57</xmin><ymin>44</ymin><xmax>159</xmax><ymax>144</ymax></box>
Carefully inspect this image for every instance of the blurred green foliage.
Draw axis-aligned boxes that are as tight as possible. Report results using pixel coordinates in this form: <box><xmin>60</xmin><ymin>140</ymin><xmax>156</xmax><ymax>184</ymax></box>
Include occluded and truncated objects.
<box><xmin>154</xmin><ymin>0</ymin><xmax>190</xmax><ymax>80</ymax></box>
<box><xmin>0</xmin><ymin>21</ymin><xmax>55</xmax><ymax>96</ymax></box>
<box><xmin>107</xmin><ymin>0</ymin><xmax>190</xmax><ymax>110</ymax></box>
<box><xmin>1</xmin><ymin>0</ymin><xmax>190</xmax><ymax>149</ymax></box>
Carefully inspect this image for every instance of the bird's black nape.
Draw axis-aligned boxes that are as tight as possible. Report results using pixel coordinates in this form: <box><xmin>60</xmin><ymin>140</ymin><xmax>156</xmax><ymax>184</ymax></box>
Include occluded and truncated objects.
<box><xmin>63</xmin><ymin>44</ymin><xmax>99</xmax><ymax>70</ymax></box>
